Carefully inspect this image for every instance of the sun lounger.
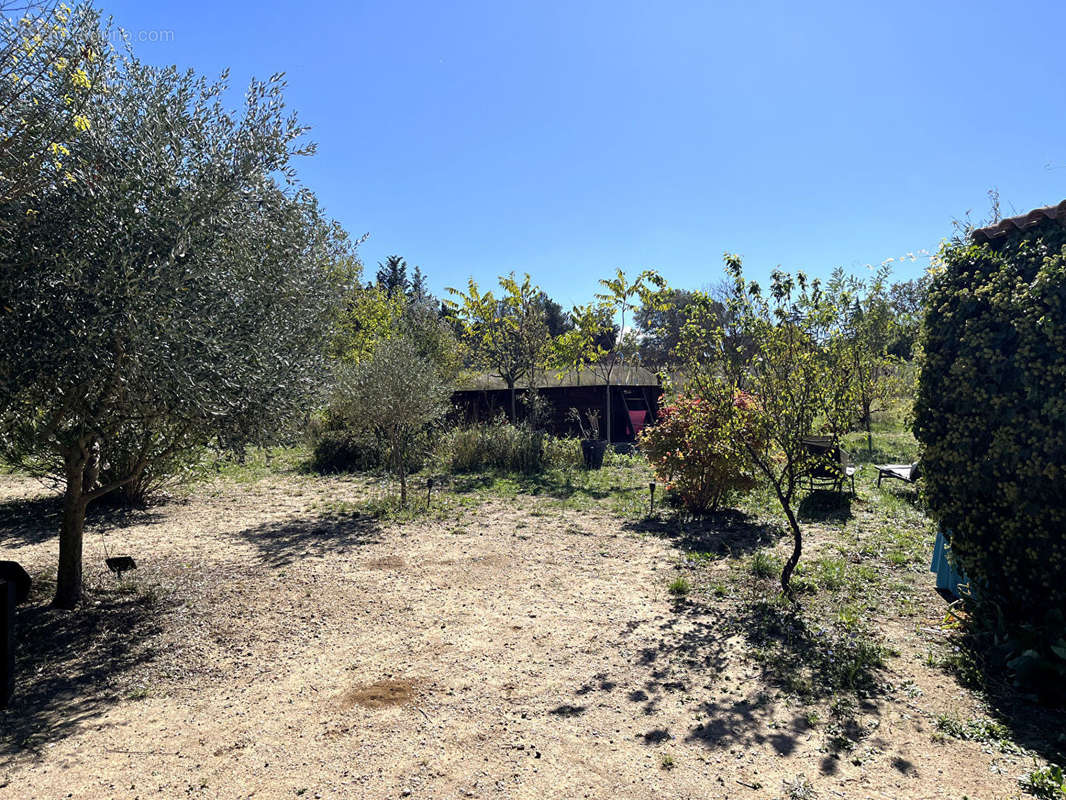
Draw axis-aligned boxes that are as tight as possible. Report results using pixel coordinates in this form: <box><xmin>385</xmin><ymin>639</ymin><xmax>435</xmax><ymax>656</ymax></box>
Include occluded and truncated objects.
<box><xmin>875</xmin><ymin>462</ymin><xmax>920</xmax><ymax>487</ymax></box>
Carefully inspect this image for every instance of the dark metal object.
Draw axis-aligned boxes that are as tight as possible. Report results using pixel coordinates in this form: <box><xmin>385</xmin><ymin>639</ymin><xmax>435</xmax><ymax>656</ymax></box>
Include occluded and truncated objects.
<box><xmin>581</xmin><ymin>439</ymin><xmax>607</xmax><ymax>470</ymax></box>
<box><xmin>1</xmin><ymin>580</ymin><xmax>13</xmax><ymax>708</ymax></box>
<box><xmin>105</xmin><ymin>556</ymin><xmax>137</xmax><ymax>579</ymax></box>
<box><xmin>0</xmin><ymin>562</ymin><xmax>30</xmax><ymax>604</ymax></box>
<box><xmin>800</xmin><ymin>436</ymin><xmax>856</xmax><ymax>495</ymax></box>
<box><xmin>649</xmin><ymin>481</ymin><xmax>656</xmax><ymax>515</ymax></box>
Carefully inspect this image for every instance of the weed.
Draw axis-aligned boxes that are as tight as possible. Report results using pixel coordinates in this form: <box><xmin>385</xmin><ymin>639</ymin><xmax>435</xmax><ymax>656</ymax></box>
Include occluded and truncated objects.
<box><xmin>1022</xmin><ymin>764</ymin><xmax>1066</xmax><ymax>799</ymax></box>
<box><xmin>668</xmin><ymin>576</ymin><xmax>691</xmax><ymax>598</ymax></box>
<box><xmin>782</xmin><ymin>773</ymin><xmax>817</xmax><ymax>800</ymax></box>
<box><xmin>750</xmin><ymin>550</ymin><xmax>779</xmax><ymax>579</ymax></box>
<box><xmin>659</xmin><ymin>753</ymin><xmax>675</xmax><ymax>770</ymax></box>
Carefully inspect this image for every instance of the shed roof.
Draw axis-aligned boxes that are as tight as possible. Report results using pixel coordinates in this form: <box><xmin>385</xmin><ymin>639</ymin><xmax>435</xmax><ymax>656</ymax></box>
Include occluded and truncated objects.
<box><xmin>455</xmin><ymin>365</ymin><xmax>660</xmax><ymax>392</ymax></box>
<box><xmin>971</xmin><ymin>199</ymin><xmax>1066</xmax><ymax>247</ymax></box>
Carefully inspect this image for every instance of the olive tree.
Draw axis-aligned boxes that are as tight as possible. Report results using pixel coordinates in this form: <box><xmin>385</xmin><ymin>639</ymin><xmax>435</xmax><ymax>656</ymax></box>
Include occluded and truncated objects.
<box><xmin>826</xmin><ymin>266</ymin><xmax>898</xmax><ymax>451</ymax></box>
<box><xmin>0</xmin><ymin>48</ymin><xmax>350</xmax><ymax>607</ymax></box>
<box><xmin>1</xmin><ymin>2</ymin><xmax>108</xmax><ymax>206</ymax></box>
<box><xmin>332</xmin><ymin>336</ymin><xmax>451</xmax><ymax>505</ymax></box>
<box><xmin>681</xmin><ymin>256</ymin><xmax>855</xmax><ymax>594</ymax></box>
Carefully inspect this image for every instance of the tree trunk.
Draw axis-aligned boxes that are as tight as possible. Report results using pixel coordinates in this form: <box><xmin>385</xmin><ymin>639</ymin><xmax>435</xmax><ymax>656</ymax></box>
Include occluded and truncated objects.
<box><xmin>779</xmin><ymin>498</ymin><xmax>802</xmax><ymax>597</ymax></box>
<box><xmin>397</xmin><ymin>443</ymin><xmax>407</xmax><ymax>507</ymax></box>
<box><xmin>54</xmin><ymin>452</ymin><xmax>88</xmax><ymax>609</ymax></box>
<box><xmin>508</xmin><ymin>382</ymin><xmax>517</xmax><ymax>424</ymax></box>
<box><xmin>604</xmin><ymin>383</ymin><xmax>611</xmax><ymax>444</ymax></box>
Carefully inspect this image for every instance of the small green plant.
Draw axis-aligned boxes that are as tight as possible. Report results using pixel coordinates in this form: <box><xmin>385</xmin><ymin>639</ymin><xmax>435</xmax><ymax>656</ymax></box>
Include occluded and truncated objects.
<box><xmin>782</xmin><ymin>773</ymin><xmax>817</xmax><ymax>800</ymax></box>
<box><xmin>668</xmin><ymin>576</ymin><xmax>691</xmax><ymax>598</ymax></box>
<box><xmin>659</xmin><ymin>753</ymin><xmax>675</xmax><ymax>770</ymax></box>
<box><xmin>750</xmin><ymin>550</ymin><xmax>779</xmax><ymax>579</ymax></box>
<box><xmin>1022</xmin><ymin>764</ymin><xmax>1066</xmax><ymax>799</ymax></box>
<box><xmin>934</xmin><ymin>716</ymin><xmax>1011</xmax><ymax>746</ymax></box>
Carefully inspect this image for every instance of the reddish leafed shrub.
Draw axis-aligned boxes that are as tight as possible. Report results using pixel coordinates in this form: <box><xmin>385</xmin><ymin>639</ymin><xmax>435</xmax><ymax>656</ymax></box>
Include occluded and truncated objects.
<box><xmin>639</xmin><ymin>390</ymin><xmax>761</xmax><ymax>514</ymax></box>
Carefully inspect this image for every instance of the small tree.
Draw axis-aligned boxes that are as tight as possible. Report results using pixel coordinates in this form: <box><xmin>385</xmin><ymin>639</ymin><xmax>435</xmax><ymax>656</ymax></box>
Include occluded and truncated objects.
<box><xmin>333</xmin><ymin>337</ymin><xmax>451</xmax><ymax>505</ymax></box>
<box><xmin>0</xmin><ymin>49</ymin><xmax>348</xmax><ymax>607</ymax></box>
<box><xmin>446</xmin><ymin>273</ymin><xmax>550</xmax><ymax>422</ymax></box>
<box><xmin>827</xmin><ymin>267</ymin><xmax>898</xmax><ymax>451</ymax></box>
<box><xmin>681</xmin><ymin>256</ymin><xmax>855</xmax><ymax>593</ymax></box>
<box><xmin>555</xmin><ymin>269</ymin><xmax>665</xmax><ymax>442</ymax></box>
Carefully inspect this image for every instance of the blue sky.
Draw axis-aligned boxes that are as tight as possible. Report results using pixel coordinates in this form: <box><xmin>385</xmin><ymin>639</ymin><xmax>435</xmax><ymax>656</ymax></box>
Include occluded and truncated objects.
<box><xmin>100</xmin><ymin>0</ymin><xmax>1065</xmax><ymax>306</ymax></box>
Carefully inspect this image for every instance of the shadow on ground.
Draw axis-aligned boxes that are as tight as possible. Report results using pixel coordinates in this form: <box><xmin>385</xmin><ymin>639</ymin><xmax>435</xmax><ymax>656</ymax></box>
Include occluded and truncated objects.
<box><xmin>624</xmin><ymin>509</ymin><xmax>782</xmax><ymax>558</ymax></box>
<box><xmin>0</xmin><ymin>577</ymin><xmax>162</xmax><ymax>760</ymax></box>
<box><xmin>797</xmin><ymin>491</ymin><xmax>853</xmax><ymax>524</ymax></box>
<box><xmin>935</xmin><ymin>630</ymin><xmax>1066</xmax><ymax>765</ymax></box>
<box><xmin>0</xmin><ymin>493</ymin><xmax>164</xmax><ymax>547</ymax></box>
<box><xmin>237</xmin><ymin>513</ymin><xmax>383</xmax><ymax>567</ymax></box>
<box><xmin>445</xmin><ymin>471</ymin><xmax>619</xmax><ymax>503</ymax></box>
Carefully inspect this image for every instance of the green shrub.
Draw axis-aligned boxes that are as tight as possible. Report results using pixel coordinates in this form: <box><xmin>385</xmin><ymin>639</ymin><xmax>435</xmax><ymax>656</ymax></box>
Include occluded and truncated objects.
<box><xmin>543</xmin><ymin>435</ymin><xmax>583</xmax><ymax>470</ymax></box>
<box><xmin>437</xmin><ymin>419</ymin><xmax>545</xmax><ymax>473</ymax></box>
<box><xmin>915</xmin><ymin>224</ymin><xmax>1066</xmax><ymax>630</ymax></box>
<box><xmin>639</xmin><ymin>391</ymin><xmax>760</xmax><ymax>514</ymax></box>
<box><xmin>310</xmin><ymin>429</ymin><xmax>384</xmax><ymax>473</ymax></box>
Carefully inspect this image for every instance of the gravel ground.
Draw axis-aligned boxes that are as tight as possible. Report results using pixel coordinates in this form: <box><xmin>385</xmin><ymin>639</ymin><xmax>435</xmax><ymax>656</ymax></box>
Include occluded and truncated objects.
<box><xmin>0</xmin><ymin>473</ymin><xmax>1052</xmax><ymax>799</ymax></box>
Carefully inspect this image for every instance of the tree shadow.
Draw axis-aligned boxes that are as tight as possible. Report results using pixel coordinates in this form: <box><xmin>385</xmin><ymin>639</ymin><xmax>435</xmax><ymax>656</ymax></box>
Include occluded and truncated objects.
<box><xmin>445</xmin><ymin>471</ymin><xmax>617</xmax><ymax>503</ymax></box>
<box><xmin>624</xmin><ymin>509</ymin><xmax>783</xmax><ymax>558</ymax></box>
<box><xmin>236</xmin><ymin>513</ymin><xmax>383</xmax><ymax>568</ymax></box>
<box><xmin>738</xmin><ymin>598</ymin><xmax>886</xmax><ymax>701</ymax></box>
<box><xmin>0</xmin><ymin>494</ymin><xmax>164</xmax><ymax>547</ymax></box>
<box><xmin>937</xmin><ymin>630</ymin><xmax>1066</xmax><ymax>765</ymax></box>
<box><xmin>0</xmin><ymin>576</ymin><xmax>162</xmax><ymax>760</ymax></box>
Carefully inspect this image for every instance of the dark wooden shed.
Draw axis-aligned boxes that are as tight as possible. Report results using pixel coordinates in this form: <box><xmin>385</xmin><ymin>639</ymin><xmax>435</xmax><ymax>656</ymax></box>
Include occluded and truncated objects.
<box><xmin>450</xmin><ymin>366</ymin><xmax>662</xmax><ymax>443</ymax></box>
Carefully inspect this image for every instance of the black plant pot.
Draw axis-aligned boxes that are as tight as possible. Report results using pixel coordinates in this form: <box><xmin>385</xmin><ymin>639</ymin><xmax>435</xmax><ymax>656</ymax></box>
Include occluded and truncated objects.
<box><xmin>581</xmin><ymin>439</ymin><xmax>607</xmax><ymax>470</ymax></box>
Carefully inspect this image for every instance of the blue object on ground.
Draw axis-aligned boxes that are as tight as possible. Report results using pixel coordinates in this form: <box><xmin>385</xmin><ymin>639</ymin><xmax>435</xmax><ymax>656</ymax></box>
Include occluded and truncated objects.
<box><xmin>931</xmin><ymin>529</ymin><xmax>967</xmax><ymax>597</ymax></box>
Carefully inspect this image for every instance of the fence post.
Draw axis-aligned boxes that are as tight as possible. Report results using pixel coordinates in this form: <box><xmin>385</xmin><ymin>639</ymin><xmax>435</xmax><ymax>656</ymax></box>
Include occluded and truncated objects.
<box><xmin>0</xmin><ymin>579</ymin><xmax>12</xmax><ymax>707</ymax></box>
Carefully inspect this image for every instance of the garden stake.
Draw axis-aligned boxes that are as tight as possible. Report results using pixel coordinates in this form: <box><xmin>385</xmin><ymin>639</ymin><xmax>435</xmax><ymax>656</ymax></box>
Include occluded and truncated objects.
<box><xmin>649</xmin><ymin>481</ymin><xmax>656</xmax><ymax>516</ymax></box>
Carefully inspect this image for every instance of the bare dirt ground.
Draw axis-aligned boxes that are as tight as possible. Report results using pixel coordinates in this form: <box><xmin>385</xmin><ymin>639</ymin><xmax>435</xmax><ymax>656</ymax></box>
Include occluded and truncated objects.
<box><xmin>0</xmin><ymin>472</ymin><xmax>1056</xmax><ymax>799</ymax></box>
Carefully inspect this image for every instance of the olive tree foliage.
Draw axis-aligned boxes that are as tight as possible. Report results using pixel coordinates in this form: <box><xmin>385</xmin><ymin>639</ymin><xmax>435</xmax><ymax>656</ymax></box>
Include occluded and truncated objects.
<box><xmin>0</xmin><ymin>1</ymin><xmax>108</xmax><ymax>207</ymax></box>
<box><xmin>0</xmin><ymin>46</ymin><xmax>352</xmax><ymax>607</ymax></box>
<box><xmin>446</xmin><ymin>273</ymin><xmax>550</xmax><ymax>422</ymax></box>
<box><xmin>680</xmin><ymin>256</ymin><xmax>855</xmax><ymax>594</ymax></box>
<box><xmin>331</xmin><ymin>336</ymin><xmax>451</xmax><ymax>506</ymax></box>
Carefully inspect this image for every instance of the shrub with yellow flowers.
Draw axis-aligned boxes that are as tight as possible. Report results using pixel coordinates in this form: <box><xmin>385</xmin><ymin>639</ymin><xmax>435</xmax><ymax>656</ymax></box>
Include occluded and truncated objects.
<box><xmin>915</xmin><ymin>220</ymin><xmax>1066</xmax><ymax>638</ymax></box>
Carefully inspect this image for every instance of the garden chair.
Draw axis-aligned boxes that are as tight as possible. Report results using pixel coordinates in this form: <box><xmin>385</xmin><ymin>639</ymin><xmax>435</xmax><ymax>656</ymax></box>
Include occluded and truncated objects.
<box><xmin>875</xmin><ymin>462</ymin><xmax>920</xmax><ymax>488</ymax></box>
<box><xmin>800</xmin><ymin>436</ymin><xmax>856</xmax><ymax>495</ymax></box>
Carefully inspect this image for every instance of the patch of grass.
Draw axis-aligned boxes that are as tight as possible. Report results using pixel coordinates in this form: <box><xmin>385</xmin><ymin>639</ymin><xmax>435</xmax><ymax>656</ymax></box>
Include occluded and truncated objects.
<box><xmin>749</xmin><ymin>550</ymin><xmax>780</xmax><ymax>579</ymax></box>
<box><xmin>929</xmin><ymin>644</ymin><xmax>985</xmax><ymax>691</ymax></box>
<box><xmin>782</xmin><ymin>774</ymin><xmax>817</xmax><ymax>800</ymax></box>
<box><xmin>667</xmin><ymin>576</ymin><xmax>691</xmax><ymax>598</ymax></box>
<box><xmin>206</xmin><ymin>445</ymin><xmax>310</xmax><ymax>483</ymax></box>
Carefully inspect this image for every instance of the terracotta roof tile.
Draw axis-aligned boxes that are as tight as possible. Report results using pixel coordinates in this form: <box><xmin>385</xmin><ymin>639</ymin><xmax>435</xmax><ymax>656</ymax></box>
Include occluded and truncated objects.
<box><xmin>972</xmin><ymin>199</ymin><xmax>1066</xmax><ymax>246</ymax></box>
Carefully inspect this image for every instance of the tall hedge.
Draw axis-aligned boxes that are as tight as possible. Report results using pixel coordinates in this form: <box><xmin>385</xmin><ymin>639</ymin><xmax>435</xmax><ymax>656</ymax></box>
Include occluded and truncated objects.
<box><xmin>914</xmin><ymin>223</ymin><xmax>1066</xmax><ymax>624</ymax></box>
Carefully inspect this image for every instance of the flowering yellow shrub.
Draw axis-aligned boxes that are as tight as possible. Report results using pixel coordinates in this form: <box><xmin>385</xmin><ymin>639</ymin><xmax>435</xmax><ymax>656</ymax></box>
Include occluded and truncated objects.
<box><xmin>914</xmin><ymin>224</ymin><xmax>1066</xmax><ymax>625</ymax></box>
